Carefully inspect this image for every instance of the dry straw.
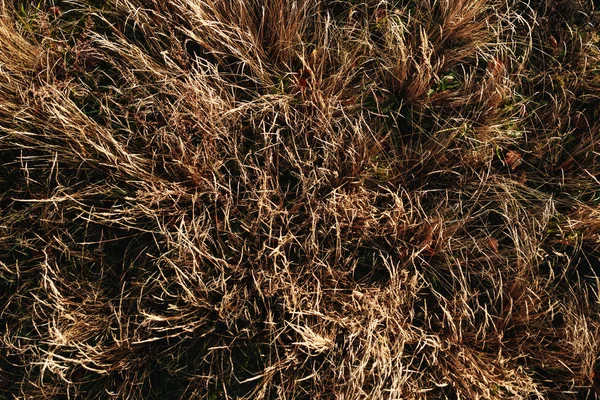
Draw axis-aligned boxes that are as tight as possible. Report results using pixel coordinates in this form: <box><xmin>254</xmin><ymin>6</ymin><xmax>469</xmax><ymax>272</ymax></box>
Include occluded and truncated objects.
<box><xmin>1</xmin><ymin>0</ymin><xmax>600</xmax><ymax>398</ymax></box>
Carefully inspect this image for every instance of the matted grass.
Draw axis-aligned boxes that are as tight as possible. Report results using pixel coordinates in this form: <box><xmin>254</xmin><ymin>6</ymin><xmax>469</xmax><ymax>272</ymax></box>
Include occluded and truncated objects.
<box><xmin>1</xmin><ymin>0</ymin><xmax>600</xmax><ymax>398</ymax></box>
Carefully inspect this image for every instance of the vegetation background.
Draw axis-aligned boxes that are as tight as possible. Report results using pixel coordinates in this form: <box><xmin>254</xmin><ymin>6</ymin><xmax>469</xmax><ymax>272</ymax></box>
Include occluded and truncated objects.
<box><xmin>1</xmin><ymin>0</ymin><xmax>600</xmax><ymax>398</ymax></box>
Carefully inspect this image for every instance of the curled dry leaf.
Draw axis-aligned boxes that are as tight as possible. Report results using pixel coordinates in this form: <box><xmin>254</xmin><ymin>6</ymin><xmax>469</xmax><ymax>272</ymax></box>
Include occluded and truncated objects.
<box><xmin>296</xmin><ymin>68</ymin><xmax>312</xmax><ymax>92</ymax></box>
<box><xmin>505</xmin><ymin>150</ymin><xmax>522</xmax><ymax>170</ymax></box>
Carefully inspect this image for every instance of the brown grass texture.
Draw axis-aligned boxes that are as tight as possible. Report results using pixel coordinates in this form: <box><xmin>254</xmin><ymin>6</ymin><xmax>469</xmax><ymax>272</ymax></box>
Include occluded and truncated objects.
<box><xmin>1</xmin><ymin>0</ymin><xmax>600</xmax><ymax>398</ymax></box>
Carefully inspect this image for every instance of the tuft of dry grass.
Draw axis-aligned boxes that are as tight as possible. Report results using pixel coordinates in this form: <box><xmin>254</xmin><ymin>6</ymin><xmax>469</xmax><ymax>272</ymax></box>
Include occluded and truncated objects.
<box><xmin>1</xmin><ymin>0</ymin><xmax>600</xmax><ymax>398</ymax></box>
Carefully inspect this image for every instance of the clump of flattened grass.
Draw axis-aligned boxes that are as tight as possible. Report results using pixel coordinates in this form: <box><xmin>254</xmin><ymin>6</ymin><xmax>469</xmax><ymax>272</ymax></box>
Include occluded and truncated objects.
<box><xmin>1</xmin><ymin>0</ymin><xmax>600</xmax><ymax>398</ymax></box>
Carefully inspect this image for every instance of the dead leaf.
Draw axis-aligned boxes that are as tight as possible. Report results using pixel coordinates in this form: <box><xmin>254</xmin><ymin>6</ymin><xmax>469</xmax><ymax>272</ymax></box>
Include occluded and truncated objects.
<box><xmin>505</xmin><ymin>151</ymin><xmax>522</xmax><ymax>170</ymax></box>
<box><xmin>296</xmin><ymin>68</ymin><xmax>311</xmax><ymax>92</ymax></box>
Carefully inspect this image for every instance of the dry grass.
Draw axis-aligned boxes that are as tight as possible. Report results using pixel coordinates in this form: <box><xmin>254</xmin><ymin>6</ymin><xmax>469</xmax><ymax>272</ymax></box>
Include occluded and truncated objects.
<box><xmin>1</xmin><ymin>0</ymin><xmax>600</xmax><ymax>398</ymax></box>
